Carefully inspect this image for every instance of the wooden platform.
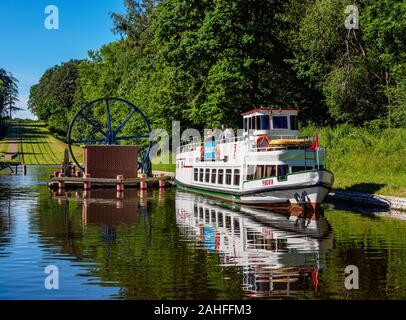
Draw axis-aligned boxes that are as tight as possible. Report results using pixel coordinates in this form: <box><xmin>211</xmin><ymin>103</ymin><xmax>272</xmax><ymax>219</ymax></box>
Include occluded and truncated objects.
<box><xmin>48</xmin><ymin>175</ymin><xmax>175</xmax><ymax>190</ymax></box>
<box><xmin>0</xmin><ymin>161</ymin><xmax>22</xmax><ymax>173</ymax></box>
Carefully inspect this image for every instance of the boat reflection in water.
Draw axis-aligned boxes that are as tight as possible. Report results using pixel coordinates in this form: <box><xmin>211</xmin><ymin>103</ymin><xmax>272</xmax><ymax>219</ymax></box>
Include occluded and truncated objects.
<box><xmin>176</xmin><ymin>191</ymin><xmax>333</xmax><ymax>298</ymax></box>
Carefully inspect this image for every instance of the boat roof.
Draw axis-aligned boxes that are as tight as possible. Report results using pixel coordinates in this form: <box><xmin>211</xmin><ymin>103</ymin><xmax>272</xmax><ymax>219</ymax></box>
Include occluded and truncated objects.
<box><xmin>241</xmin><ymin>107</ymin><xmax>299</xmax><ymax>116</ymax></box>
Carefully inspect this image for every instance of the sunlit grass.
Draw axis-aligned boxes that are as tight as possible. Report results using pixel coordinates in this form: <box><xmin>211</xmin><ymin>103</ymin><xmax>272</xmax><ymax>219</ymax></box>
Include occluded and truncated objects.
<box><xmin>8</xmin><ymin>120</ymin><xmax>84</xmax><ymax>165</ymax></box>
<box><xmin>303</xmin><ymin>125</ymin><xmax>406</xmax><ymax>197</ymax></box>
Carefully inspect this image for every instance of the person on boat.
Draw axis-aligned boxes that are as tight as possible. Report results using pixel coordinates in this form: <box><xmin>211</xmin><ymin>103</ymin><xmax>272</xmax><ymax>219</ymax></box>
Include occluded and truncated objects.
<box><xmin>219</xmin><ymin>124</ymin><xmax>234</xmax><ymax>142</ymax></box>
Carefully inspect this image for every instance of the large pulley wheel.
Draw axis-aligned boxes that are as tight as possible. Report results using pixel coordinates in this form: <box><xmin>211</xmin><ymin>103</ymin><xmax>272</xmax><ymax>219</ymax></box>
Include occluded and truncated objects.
<box><xmin>67</xmin><ymin>97</ymin><xmax>152</xmax><ymax>174</ymax></box>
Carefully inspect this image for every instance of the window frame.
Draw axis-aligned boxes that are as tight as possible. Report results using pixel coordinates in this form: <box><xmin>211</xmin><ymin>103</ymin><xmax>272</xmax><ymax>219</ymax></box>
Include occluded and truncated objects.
<box><xmin>272</xmin><ymin>116</ymin><xmax>288</xmax><ymax>129</ymax></box>
<box><xmin>211</xmin><ymin>169</ymin><xmax>217</xmax><ymax>184</ymax></box>
<box><xmin>226</xmin><ymin>169</ymin><xmax>232</xmax><ymax>185</ymax></box>
<box><xmin>218</xmin><ymin>169</ymin><xmax>224</xmax><ymax>184</ymax></box>
<box><xmin>199</xmin><ymin>168</ymin><xmax>204</xmax><ymax>182</ymax></box>
<box><xmin>205</xmin><ymin>168</ymin><xmax>210</xmax><ymax>183</ymax></box>
<box><xmin>233</xmin><ymin>169</ymin><xmax>240</xmax><ymax>186</ymax></box>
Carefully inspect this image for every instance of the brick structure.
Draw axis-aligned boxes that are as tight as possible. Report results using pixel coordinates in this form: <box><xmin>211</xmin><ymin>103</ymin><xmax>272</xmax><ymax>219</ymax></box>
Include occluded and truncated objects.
<box><xmin>84</xmin><ymin>145</ymin><xmax>139</xmax><ymax>179</ymax></box>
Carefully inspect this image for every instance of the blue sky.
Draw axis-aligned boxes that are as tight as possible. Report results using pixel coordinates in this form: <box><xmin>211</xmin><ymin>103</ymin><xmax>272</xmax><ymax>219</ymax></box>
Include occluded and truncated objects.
<box><xmin>0</xmin><ymin>0</ymin><xmax>125</xmax><ymax>119</ymax></box>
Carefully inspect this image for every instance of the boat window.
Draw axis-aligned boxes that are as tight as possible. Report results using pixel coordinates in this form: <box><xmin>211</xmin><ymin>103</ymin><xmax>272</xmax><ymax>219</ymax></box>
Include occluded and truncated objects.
<box><xmin>218</xmin><ymin>212</ymin><xmax>223</xmax><ymax>227</ymax></box>
<box><xmin>234</xmin><ymin>169</ymin><xmax>240</xmax><ymax>186</ymax></box>
<box><xmin>234</xmin><ymin>219</ymin><xmax>240</xmax><ymax>235</ymax></box>
<box><xmin>291</xmin><ymin>166</ymin><xmax>307</xmax><ymax>173</ymax></box>
<box><xmin>226</xmin><ymin>169</ymin><xmax>232</xmax><ymax>185</ymax></box>
<box><xmin>211</xmin><ymin>169</ymin><xmax>217</xmax><ymax>183</ymax></box>
<box><xmin>199</xmin><ymin>207</ymin><xmax>203</xmax><ymax>220</ymax></box>
<box><xmin>277</xmin><ymin>165</ymin><xmax>289</xmax><ymax>179</ymax></box>
<box><xmin>211</xmin><ymin>210</ymin><xmax>216</xmax><ymax>224</ymax></box>
<box><xmin>244</xmin><ymin>118</ymin><xmax>248</xmax><ymax>132</ymax></box>
<box><xmin>194</xmin><ymin>168</ymin><xmax>198</xmax><ymax>181</ymax></box>
<box><xmin>226</xmin><ymin>215</ymin><xmax>232</xmax><ymax>229</ymax></box>
<box><xmin>246</xmin><ymin>165</ymin><xmax>256</xmax><ymax>180</ymax></box>
<box><xmin>290</xmin><ymin>115</ymin><xmax>298</xmax><ymax>130</ymax></box>
<box><xmin>218</xmin><ymin>169</ymin><xmax>224</xmax><ymax>184</ymax></box>
<box><xmin>259</xmin><ymin>115</ymin><xmax>270</xmax><ymax>130</ymax></box>
<box><xmin>205</xmin><ymin>209</ymin><xmax>210</xmax><ymax>223</ymax></box>
<box><xmin>272</xmin><ymin>116</ymin><xmax>288</xmax><ymax>129</ymax></box>
<box><xmin>205</xmin><ymin>169</ymin><xmax>210</xmax><ymax>183</ymax></box>
<box><xmin>255</xmin><ymin>116</ymin><xmax>260</xmax><ymax>130</ymax></box>
<box><xmin>255</xmin><ymin>165</ymin><xmax>264</xmax><ymax>179</ymax></box>
<box><xmin>265</xmin><ymin>165</ymin><xmax>276</xmax><ymax>177</ymax></box>
<box><xmin>199</xmin><ymin>168</ymin><xmax>204</xmax><ymax>182</ymax></box>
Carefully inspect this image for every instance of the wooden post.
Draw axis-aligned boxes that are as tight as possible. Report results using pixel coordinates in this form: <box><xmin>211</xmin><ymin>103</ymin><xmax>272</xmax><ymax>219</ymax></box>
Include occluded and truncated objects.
<box><xmin>54</xmin><ymin>171</ymin><xmax>60</xmax><ymax>178</ymax></box>
<box><xmin>84</xmin><ymin>173</ymin><xmax>91</xmax><ymax>190</ymax></box>
<box><xmin>70</xmin><ymin>165</ymin><xmax>76</xmax><ymax>176</ymax></box>
<box><xmin>75</xmin><ymin>170</ymin><xmax>82</xmax><ymax>178</ymax></box>
<box><xmin>159</xmin><ymin>173</ymin><xmax>165</xmax><ymax>188</ymax></box>
<box><xmin>117</xmin><ymin>175</ymin><xmax>124</xmax><ymax>192</ymax></box>
<box><xmin>140</xmin><ymin>173</ymin><xmax>147</xmax><ymax>190</ymax></box>
<box><xmin>58</xmin><ymin>174</ymin><xmax>65</xmax><ymax>190</ymax></box>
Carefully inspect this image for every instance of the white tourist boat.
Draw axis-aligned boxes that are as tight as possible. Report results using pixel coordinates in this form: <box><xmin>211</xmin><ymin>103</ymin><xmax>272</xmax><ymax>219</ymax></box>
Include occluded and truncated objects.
<box><xmin>175</xmin><ymin>107</ymin><xmax>334</xmax><ymax>210</ymax></box>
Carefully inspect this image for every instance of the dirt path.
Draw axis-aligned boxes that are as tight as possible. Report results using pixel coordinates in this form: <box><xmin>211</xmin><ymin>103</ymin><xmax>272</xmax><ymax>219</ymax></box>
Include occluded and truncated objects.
<box><xmin>4</xmin><ymin>125</ymin><xmax>19</xmax><ymax>161</ymax></box>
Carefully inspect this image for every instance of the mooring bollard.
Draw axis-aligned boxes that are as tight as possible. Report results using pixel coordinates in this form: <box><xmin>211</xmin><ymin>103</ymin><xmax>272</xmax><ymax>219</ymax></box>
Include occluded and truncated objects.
<box><xmin>84</xmin><ymin>173</ymin><xmax>91</xmax><ymax>190</ymax></box>
<box><xmin>75</xmin><ymin>170</ymin><xmax>82</xmax><ymax>178</ymax></box>
<box><xmin>117</xmin><ymin>175</ymin><xmax>124</xmax><ymax>192</ymax></box>
<box><xmin>159</xmin><ymin>173</ymin><xmax>165</xmax><ymax>189</ymax></box>
<box><xmin>70</xmin><ymin>165</ymin><xmax>76</xmax><ymax>176</ymax></box>
<box><xmin>58</xmin><ymin>173</ymin><xmax>65</xmax><ymax>190</ymax></box>
<box><xmin>140</xmin><ymin>174</ymin><xmax>147</xmax><ymax>190</ymax></box>
<box><xmin>54</xmin><ymin>171</ymin><xmax>60</xmax><ymax>178</ymax></box>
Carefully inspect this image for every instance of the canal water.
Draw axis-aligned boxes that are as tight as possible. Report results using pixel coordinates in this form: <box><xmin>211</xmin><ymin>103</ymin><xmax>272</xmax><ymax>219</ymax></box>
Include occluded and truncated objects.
<box><xmin>0</xmin><ymin>166</ymin><xmax>406</xmax><ymax>300</ymax></box>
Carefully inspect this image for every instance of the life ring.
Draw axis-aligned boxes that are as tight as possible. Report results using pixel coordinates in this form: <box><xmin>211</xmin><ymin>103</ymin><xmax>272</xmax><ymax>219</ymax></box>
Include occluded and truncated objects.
<box><xmin>215</xmin><ymin>145</ymin><xmax>220</xmax><ymax>160</ymax></box>
<box><xmin>256</xmin><ymin>135</ymin><xmax>272</xmax><ymax>151</ymax></box>
<box><xmin>200</xmin><ymin>145</ymin><xmax>205</xmax><ymax>161</ymax></box>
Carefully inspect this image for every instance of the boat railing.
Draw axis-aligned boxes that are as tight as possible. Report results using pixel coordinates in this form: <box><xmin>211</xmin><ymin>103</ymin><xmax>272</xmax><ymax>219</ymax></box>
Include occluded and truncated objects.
<box><xmin>177</xmin><ymin>135</ymin><xmax>247</xmax><ymax>153</ymax></box>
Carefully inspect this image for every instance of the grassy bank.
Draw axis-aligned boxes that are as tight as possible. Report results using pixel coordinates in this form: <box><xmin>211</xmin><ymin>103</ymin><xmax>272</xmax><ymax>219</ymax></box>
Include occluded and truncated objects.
<box><xmin>303</xmin><ymin>125</ymin><xmax>406</xmax><ymax>197</ymax></box>
<box><xmin>0</xmin><ymin>120</ymin><xmax>82</xmax><ymax>165</ymax></box>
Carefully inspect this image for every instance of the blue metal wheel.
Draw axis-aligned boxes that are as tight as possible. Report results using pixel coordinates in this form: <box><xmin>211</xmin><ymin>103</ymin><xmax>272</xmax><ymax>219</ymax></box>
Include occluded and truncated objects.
<box><xmin>67</xmin><ymin>98</ymin><xmax>152</xmax><ymax>174</ymax></box>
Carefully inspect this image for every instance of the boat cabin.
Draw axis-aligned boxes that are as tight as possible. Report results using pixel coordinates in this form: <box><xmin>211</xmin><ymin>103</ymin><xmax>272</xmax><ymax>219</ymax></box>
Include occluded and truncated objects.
<box><xmin>242</xmin><ymin>107</ymin><xmax>299</xmax><ymax>138</ymax></box>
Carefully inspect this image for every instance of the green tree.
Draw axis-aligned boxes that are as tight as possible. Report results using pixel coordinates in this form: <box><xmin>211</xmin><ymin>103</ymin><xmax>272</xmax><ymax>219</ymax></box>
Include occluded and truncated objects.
<box><xmin>28</xmin><ymin>60</ymin><xmax>80</xmax><ymax>136</ymax></box>
<box><xmin>0</xmin><ymin>68</ymin><xmax>20</xmax><ymax>120</ymax></box>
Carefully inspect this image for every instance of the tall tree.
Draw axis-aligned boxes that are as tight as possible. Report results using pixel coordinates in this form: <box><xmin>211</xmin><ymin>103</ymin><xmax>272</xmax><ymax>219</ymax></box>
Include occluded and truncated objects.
<box><xmin>0</xmin><ymin>69</ymin><xmax>19</xmax><ymax>120</ymax></box>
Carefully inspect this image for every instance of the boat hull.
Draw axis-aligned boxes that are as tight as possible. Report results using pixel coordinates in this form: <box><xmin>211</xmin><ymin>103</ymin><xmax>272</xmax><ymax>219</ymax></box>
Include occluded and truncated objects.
<box><xmin>175</xmin><ymin>173</ymin><xmax>332</xmax><ymax>211</ymax></box>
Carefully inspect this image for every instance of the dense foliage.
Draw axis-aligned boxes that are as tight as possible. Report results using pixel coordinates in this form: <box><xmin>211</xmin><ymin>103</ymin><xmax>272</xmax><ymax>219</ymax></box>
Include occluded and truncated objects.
<box><xmin>0</xmin><ymin>68</ymin><xmax>19</xmax><ymax>120</ymax></box>
<box><xmin>28</xmin><ymin>0</ymin><xmax>406</xmax><ymax>136</ymax></box>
